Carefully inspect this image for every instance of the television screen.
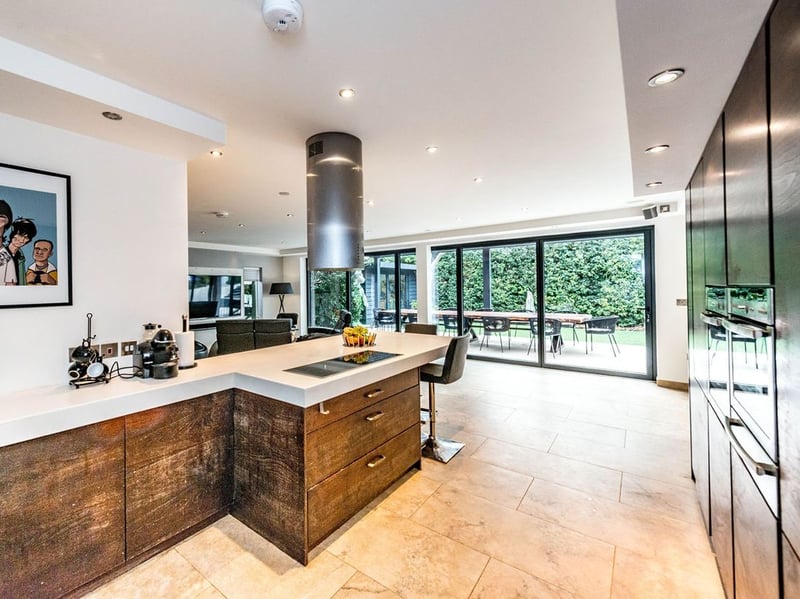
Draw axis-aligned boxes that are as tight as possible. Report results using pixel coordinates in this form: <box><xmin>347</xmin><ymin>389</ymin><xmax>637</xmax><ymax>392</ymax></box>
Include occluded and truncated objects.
<box><xmin>188</xmin><ymin>274</ymin><xmax>242</xmax><ymax>319</ymax></box>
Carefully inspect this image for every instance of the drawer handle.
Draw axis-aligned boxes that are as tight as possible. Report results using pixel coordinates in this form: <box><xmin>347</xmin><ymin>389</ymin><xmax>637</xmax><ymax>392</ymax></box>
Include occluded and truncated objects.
<box><xmin>318</xmin><ymin>401</ymin><xmax>330</xmax><ymax>415</ymax></box>
<box><xmin>365</xmin><ymin>411</ymin><xmax>385</xmax><ymax>422</ymax></box>
<box><xmin>365</xmin><ymin>388</ymin><xmax>384</xmax><ymax>399</ymax></box>
<box><xmin>724</xmin><ymin>416</ymin><xmax>778</xmax><ymax>477</ymax></box>
<box><xmin>366</xmin><ymin>454</ymin><xmax>386</xmax><ymax>468</ymax></box>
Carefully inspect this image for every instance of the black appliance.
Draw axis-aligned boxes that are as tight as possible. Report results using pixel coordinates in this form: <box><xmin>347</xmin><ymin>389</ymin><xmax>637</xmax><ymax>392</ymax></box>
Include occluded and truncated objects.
<box><xmin>704</xmin><ymin>286</ymin><xmax>778</xmax><ymax>512</ymax></box>
<box><xmin>133</xmin><ymin>327</ymin><xmax>179</xmax><ymax>379</ymax></box>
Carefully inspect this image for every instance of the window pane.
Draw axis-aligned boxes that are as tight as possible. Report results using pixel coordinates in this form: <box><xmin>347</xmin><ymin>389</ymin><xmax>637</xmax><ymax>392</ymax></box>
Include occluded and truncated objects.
<box><xmin>309</xmin><ymin>270</ymin><xmax>347</xmax><ymax>328</ymax></box>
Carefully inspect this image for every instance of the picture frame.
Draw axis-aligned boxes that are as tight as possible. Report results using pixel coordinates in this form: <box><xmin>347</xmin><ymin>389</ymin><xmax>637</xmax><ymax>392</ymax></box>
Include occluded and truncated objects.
<box><xmin>0</xmin><ymin>162</ymin><xmax>72</xmax><ymax>308</ymax></box>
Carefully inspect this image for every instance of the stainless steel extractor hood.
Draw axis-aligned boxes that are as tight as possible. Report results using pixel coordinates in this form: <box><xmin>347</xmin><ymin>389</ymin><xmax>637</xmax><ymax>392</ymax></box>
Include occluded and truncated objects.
<box><xmin>306</xmin><ymin>132</ymin><xmax>364</xmax><ymax>271</ymax></box>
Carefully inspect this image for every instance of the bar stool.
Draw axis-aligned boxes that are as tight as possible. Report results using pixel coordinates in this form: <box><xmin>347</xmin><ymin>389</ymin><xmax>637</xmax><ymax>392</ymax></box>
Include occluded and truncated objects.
<box><xmin>420</xmin><ymin>333</ymin><xmax>470</xmax><ymax>463</ymax></box>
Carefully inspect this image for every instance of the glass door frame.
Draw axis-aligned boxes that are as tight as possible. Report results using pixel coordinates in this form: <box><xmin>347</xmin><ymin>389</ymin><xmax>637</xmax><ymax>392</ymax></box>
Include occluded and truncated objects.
<box><xmin>432</xmin><ymin>225</ymin><xmax>656</xmax><ymax>380</ymax></box>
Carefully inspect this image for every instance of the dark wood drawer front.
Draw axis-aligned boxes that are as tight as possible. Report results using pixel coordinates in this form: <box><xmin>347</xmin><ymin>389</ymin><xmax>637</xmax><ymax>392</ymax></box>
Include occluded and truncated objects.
<box><xmin>126</xmin><ymin>435</ymin><xmax>232</xmax><ymax>557</ymax></box>
<box><xmin>307</xmin><ymin>424</ymin><xmax>420</xmax><ymax>548</ymax></box>
<box><xmin>126</xmin><ymin>391</ymin><xmax>233</xmax><ymax>470</ymax></box>
<box><xmin>0</xmin><ymin>420</ymin><xmax>125</xmax><ymax>599</ymax></box>
<box><xmin>306</xmin><ymin>386</ymin><xmax>419</xmax><ymax>486</ymax></box>
<box><xmin>305</xmin><ymin>368</ymin><xmax>419</xmax><ymax>432</ymax></box>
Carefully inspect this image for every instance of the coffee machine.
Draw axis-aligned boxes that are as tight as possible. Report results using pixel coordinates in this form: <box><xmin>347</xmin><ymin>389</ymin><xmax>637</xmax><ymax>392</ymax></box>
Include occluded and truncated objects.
<box><xmin>133</xmin><ymin>323</ymin><xmax>179</xmax><ymax>379</ymax></box>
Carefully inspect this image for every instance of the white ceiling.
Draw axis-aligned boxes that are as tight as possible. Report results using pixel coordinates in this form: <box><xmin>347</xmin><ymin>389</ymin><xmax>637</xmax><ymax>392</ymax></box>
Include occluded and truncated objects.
<box><xmin>0</xmin><ymin>0</ymin><xmax>772</xmax><ymax>254</ymax></box>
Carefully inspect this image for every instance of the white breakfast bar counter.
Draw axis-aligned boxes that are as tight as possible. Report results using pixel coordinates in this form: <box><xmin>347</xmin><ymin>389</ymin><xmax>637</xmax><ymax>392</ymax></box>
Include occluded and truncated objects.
<box><xmin>0</xmin><ymin>331</ymin><xmax>450</xmax><ymax>448</ymax></box>
<box><xmin>0</xmin><ymin>332</ymin><xmax>451</xmax><ymax>598</ymax></box>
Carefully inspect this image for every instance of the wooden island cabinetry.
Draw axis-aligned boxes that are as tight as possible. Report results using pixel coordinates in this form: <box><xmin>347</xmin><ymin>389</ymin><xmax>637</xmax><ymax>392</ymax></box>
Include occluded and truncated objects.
<box><xmin>0</xmin><ymin>420</ymin><xmax>125</xmax><ymax>599</ymax></box>
<box><xmin>234</xmin><ymin>368</ymin><xmax>420</xmax><ymax>564</ymax></box>
<box><xmin>0</xmin><ymin>365</ymin><xmax>428</xmax><ymax>596</ymax></box>
<box><xmin>125</xmin><ymin>391</ymin><xmax>234</xmax><ymax>558</ymax></box>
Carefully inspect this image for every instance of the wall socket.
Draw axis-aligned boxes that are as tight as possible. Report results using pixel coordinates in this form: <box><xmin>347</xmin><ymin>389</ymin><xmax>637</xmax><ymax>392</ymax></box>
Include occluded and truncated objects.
<box><xmin>121</xmin><ymin>340</ymin><xmax>138</xmax><ymax>356</ymax></box>
<box><xmin>100</xmin><ymin>342</ymin><xmax>118</xmax><ymax>359</ymax></box>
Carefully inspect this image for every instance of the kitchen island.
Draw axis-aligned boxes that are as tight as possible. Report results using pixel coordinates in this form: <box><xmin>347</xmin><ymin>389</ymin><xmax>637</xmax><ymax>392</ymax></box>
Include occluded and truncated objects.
<box><xmin>0</xmin><ymin>332</ymin><xmax>450</xmax><ymax>598</ymax></box>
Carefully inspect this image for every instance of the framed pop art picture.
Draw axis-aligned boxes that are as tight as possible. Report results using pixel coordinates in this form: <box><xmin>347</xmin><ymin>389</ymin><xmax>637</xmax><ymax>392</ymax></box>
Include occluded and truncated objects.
<box><xmin>0</xmin><ymin>162</ymin><xmax>72</xmax><ymax>308</ymax></box>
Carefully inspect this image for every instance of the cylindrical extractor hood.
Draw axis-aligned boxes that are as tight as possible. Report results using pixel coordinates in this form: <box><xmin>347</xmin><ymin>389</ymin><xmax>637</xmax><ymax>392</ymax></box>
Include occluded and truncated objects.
<box><xmin>306</xmin><ymin>132</ymin><xmax>364</xmax><ymax>271</ymax></box>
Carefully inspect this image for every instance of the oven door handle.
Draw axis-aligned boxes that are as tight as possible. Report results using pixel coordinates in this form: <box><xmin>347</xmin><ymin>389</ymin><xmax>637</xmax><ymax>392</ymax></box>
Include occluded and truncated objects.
<box><xmin>724</xmin><ymin>416</ymin><xmax>778</xmax><ymax>477</ymax></box>
<box><xmin>701</xmin><ymin>313</ymin><xmax>723</xmax><ymax>326</ymax></box>
<box><xmin>721</xmin><ymin>319</ymin><xmax>771</xmax><ymax>339</ymax></box>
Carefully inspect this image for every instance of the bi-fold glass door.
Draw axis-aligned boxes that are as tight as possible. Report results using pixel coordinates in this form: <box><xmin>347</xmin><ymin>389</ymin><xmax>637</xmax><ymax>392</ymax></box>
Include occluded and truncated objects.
<box><xmin>431</xmin><ymin>228</ymin><xmax>655</xmax><ymax>379</ymax></box>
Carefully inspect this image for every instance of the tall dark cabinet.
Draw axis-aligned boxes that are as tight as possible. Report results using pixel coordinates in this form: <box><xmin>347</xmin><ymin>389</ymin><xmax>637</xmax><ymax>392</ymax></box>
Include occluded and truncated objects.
<box><xmin>770</xmin><ymin>0</ymin><xmax>800</xmax><ymax>584</ymax></box>
<box><xmin>686</xmin><ymin>2</ymin><xmax>794</xmax><ymax>597</ymax></box>
<box><xmin>725</xmin><ymin>27</ymin><xmax>771</xmax><ymax>285</ymax></box>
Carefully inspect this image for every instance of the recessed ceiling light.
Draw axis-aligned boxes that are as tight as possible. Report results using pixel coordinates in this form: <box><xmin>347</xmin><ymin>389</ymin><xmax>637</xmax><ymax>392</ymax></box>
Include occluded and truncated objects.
<box><xmin>286</xmin><ymin>213</ymin><xmax>294</xmax><ymax>218</ymax></box>
<box><xmin>646</xmin><ymin>181</ymin><xmax>663</xmax><ymax>188</ymax></box>
<box><xmin>278</xmin><ymin>191</ymin><xmax>290</xmax><ymax>196</ymax></box>
<box><xmin>645</xmin><ymin>144</ymin><xmax>670</xmax><ymax>154</ymax></box>
<box><xmin>426</xmin><ymin>146</ymin><xmax>439</xmax><ymax>154</ymax></box>
<box><xmin>647</xmin><ymin>68</ymin><xmax>685</xmax><ymax>87</ymax></box>
<box><xmin>367</xmin><ymin>200</ymin><xmax>375</xmax><ymax>206</ymax></box>
<box><xmin>473</xmin><ymin>177</ymin><xmax>483</xmax><ymax>183</ymax></box>
<box><xmin>237</xmin><ymin>223</ymin><xmax>246</xmax><ymax>228</ymax></box>
<box><xmin>102</xmin><ymin>111</ymin><xmax>122</xmax><ymax>121</ymax></box>
<box><xmin>214</xmin><ymin>211</ymin><xmax>229</xmax><ymax>218</ymax></box>
<box><xmin>338</xmin><ymin>88</ymin><xmax>355</xmax><ymax>99</ymax></box>
<box><xmin>210</xmin><ymin>149</ymin><xmax>223</xmax><ymax>157</ymax></box>
<box><xmin>200</xmin><ymin>230</ymin><xmax>207</xmax><ymax>235</ymax></box>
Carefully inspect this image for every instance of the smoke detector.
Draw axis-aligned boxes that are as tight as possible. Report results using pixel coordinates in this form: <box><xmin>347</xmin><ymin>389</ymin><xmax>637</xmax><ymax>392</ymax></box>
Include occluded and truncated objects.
<box><xmin>262</xmin><ymin>0</ymin><xmax>303</xmax><ymax>33</ymax></box>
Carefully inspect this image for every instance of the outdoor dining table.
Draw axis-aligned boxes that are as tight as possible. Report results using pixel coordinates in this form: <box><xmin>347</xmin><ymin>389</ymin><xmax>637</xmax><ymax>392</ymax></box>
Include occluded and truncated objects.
<box><xmin>401</xmin><ymin>309</ymin><xmax>592</xmax><ymax>324</ymax></box>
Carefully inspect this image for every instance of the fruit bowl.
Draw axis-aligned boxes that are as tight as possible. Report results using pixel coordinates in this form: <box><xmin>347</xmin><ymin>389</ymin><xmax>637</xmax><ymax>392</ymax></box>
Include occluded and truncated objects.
<box><xmin>342</xmin><ymin>327</ymin><xmax>377</xmax><ymax>347</ymax></box>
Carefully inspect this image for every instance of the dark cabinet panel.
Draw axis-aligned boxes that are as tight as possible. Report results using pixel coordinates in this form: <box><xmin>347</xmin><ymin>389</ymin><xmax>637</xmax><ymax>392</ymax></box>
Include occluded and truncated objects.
<box><xmin>703</xmin><ymin>117</ymin><xmax>727</xmax><ymax>286</ymax></box>
<box><xmin>724</xmin><ymin>27</ymin><xmax>770</xmax><ymax>285</ymax></box>
<box><xmin>126</xmin><ymin>393</ymin><xmax>234</xmax><ymax>558</ymax></box>
<box><xmin>784</xmin><ymin>535</ymin><xmax>800</xmax><ymax>599</ymax></box>
<box><xmin>689</xmin><ymin>163</ymin><xmax>709</xmax><ymax>388</ymax></box>
<box><xmin>0</xmin><ymin>420</ymin><xmax>125</xmax><ymax>598</ymax></box>
<box><xmin>690</xmin><ymin>381</ymin><xmax>710</xmax><ymax>533</ymax></box>
<box><xmin>731</xmin><ymin>453</ymin><xmax>779</xmax><ymax>598</ymax></box>
<box><xmin>771</xmin><ymin>0</ymin><xmax>800</xmax><ymax>554</ymax></box>
<box><xmin>708</xmin><ymin>408</ymin><xmax>733</xmax><ymax>598</ymax></box>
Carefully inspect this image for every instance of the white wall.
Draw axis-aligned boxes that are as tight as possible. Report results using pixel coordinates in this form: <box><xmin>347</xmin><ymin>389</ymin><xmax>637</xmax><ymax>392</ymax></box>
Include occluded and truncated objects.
<box><xmin>654</xmin><ymin>211</ymin><xmax>689</xmax><ymax>384</ymax></box>
<box><xmin>0</xmin><ymin>113</ymin><xmax>188</xmax><ymax>394</ymax></box>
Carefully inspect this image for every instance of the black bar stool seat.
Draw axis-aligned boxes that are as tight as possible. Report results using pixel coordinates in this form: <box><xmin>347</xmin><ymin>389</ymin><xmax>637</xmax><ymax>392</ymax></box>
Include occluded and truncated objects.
<box><xmin>419</xmin><ymin>333</ymin><xmax>470</xmax><ymax>463</ymax></box>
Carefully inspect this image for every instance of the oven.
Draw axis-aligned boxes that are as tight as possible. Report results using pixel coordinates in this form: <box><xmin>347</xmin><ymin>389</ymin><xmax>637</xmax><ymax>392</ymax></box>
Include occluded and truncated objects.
<box><xmin>702</xmin><ymin>286</ymin><xmax>730</xmax><ymax>417</ymax></box>
<box><xmin>708</xmin><ymin>285</ymin><xmax>779</xmax><ymax>520</ymax></box>
<box><xmin>726</xmin><ymin>287</ymin><xmax>776</xmax><ymax>463</ymax></box>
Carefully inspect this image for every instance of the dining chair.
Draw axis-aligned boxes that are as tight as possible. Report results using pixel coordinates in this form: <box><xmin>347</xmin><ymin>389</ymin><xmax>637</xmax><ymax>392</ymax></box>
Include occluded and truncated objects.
<box><xmin>479</xmin><ymin>316</ymin><xmax>512</xmax><ymax>352</ymax></box>
<box><xmin>584</xmin><ymin>315</ymin><xmax>621</xmax><ymax>356</ymax></box>
<box><xmin>527</xmin><ymin>318</ymin><xmax>563</xmax><ymax>356</ymax></box>
<box><xmin>419</xmin><ymin>333</ymin><xmax>470</xmax><ymax>463</ymax></box>
<box><xmin>276</xmin><ymin>312</ymin><xmax>299</xmax><ymax>329</ymax></box>
<box><xmin>547</xmin><ymin>305</ymin><xmax>580</xmax><ymax>345</ymax></box>
<box><xmin>405</xmin><ymin>323</ymin><xmax>438</xmax><ymax>335</ymax></box>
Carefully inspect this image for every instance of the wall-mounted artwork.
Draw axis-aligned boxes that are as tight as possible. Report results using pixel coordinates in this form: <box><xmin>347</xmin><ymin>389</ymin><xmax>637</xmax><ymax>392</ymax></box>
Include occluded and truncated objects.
<box><xmin>0</xmin><ymin>162</ymin><xmax>71</xmax><ymax>308</ymax></box>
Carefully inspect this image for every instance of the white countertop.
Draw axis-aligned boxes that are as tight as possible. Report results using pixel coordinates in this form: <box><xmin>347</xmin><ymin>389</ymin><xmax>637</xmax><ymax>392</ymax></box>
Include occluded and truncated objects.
<box><xmin>0</xmin><ymin>332</ymin><xmax>451</xmax><ymax>448</ymax></box>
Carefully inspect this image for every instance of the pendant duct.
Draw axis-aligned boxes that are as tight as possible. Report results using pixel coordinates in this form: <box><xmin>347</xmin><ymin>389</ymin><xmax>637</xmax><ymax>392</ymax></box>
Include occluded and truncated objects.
<box><xmin>306</xmin><ymin>132</ymin><xmax>364</xmax><ymax>270</ymax></box>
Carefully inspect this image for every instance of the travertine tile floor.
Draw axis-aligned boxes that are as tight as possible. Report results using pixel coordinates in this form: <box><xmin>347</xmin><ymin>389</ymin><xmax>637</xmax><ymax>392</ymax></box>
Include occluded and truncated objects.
<box><xmin>85</xmin><ymin>361</ymin><xmax>724</xmax><ymax>599</ymax></box>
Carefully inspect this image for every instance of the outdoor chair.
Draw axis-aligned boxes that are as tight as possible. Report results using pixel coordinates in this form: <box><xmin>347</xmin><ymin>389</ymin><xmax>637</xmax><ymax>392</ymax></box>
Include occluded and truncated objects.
<box><xmin>584</xmin><ymin>315</ymin><xmax>621</xmax><ymax>356</ymax></box>
<box><xmin>527</xmin><ymin>318</ymin><xmax>563</xmax><ymax>356</ymax></box>
<box><xmin>480</xmin><ymin>316</ymin><xmax>512</xmax><ymax>352</ymax></box>
<box><xmin>547</xmin><ymin>305</ymin><xmax>580</xmax><ymax>344</ymax></box>
<box><xmin>440</xmin><ymin>308</ymin><xmax>459</xmax><ymax>335</ymax></box>
<box><xmin>374</xmin><ymin>309</ymin><xmax>396</xmax><ymax>330</ymax></box>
